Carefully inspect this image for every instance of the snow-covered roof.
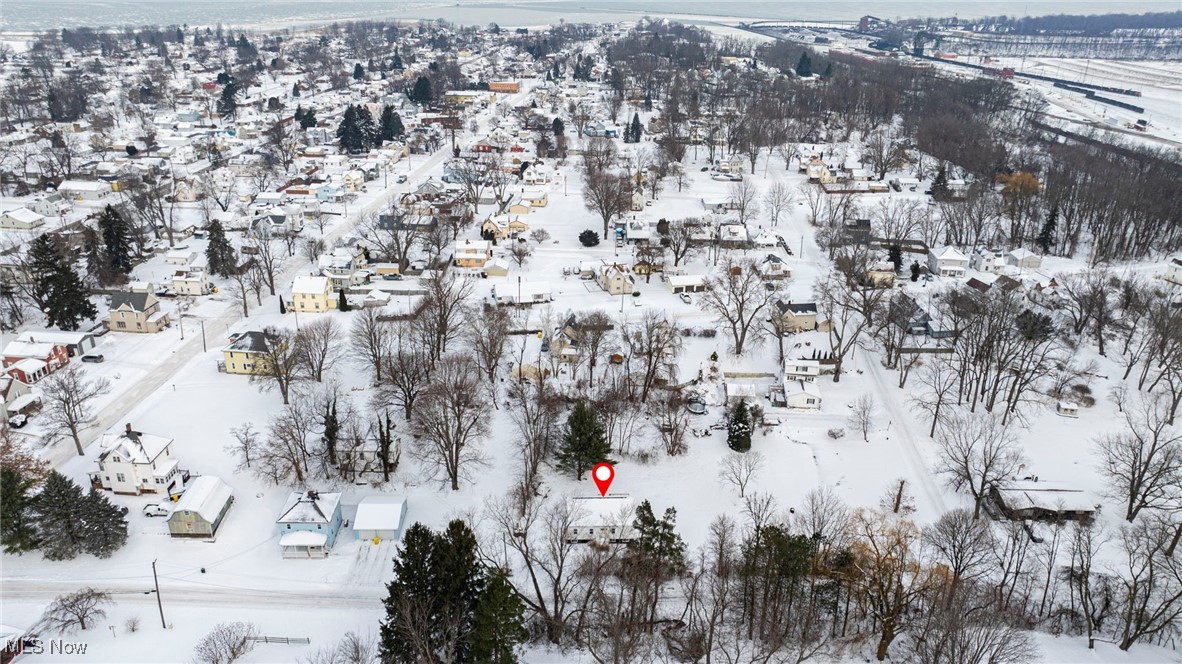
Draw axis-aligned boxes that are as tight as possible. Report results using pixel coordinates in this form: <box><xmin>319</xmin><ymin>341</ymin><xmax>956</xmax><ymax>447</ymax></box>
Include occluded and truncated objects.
<box><xmin>667</xmin><ymin>274</ymin><xmax>705</xmax><ymax>288</ymax></box>
<box><xmin>994</xmin><ymin>482</ymin><xmax>1094</xmax><ymax>513</ymax></box>
<box><xmin>277</xmin><ymin>491</ymin><xmax>341</xmax><ymax>525</ymax></box>
<box><xmin>2</xmin><ymin>207</ymin><xmax>44</xmax><ymax>223</ymax></box>
<box><xmin>171</xmin><ymin>476</ymin><xmax>233</xmax><ymax>522</ymax></box>
<box><xmin>292</xmin><ymin>275</ymin><xmax>330</xmax><ymax>294</ymax></box>
<box><xmin>15</xmin><ymin>330</ymin><xmax>90</xmax><ymax>346</ymax></box>
<box><xmin>100</xmin><ymin>429</ymin><xmax>173</xmax><ymax>465</ymax></box>
<box><xmin>279</xmin><ymin>531</ymin><xmax>328</xmax><ymax>547</ymax></box>
<box><xmin>570</xmin><ymin>495</ymin><xmax>634</xmax><ymax>527</ymax></box>
<box><xmin>2</xmin><ymin>340</ymin><xmax>58</xmax><ymax>359</ymax></box>
<box><xmin>352</xmin><ymin>496</ymin><xmax>406</xmax><ymax>531</ymax></box>
<box><xmin>932</xmin><ymin>246</ymin><xmax>968</xmax><ymax>261</ymax></box>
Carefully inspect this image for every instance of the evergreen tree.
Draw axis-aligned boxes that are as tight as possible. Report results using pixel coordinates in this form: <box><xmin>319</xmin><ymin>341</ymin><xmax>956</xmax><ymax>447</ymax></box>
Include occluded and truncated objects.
<box><xmin>357</xmin><ymin>106</ymin><xmax>377</xmax><ymax>147</ymax></box>
<box><xmin>28</xmin><ymin>235</ymin><xmax>96</xmax><ymax>331</ymax></box>
<box><xmin>379</xmin><ymin>105</ymin><xmax>402</xmax><ymax>142</ymax></box>
<box><xmin>795</xmin><ymin>52</ymin><xmax>813</xmax><ymax>77</ymax></box>
<box><xmin>381</xmin><ymin>523</ymin><xmax>437</xmax><ymax>664</ymax></box>
<box><xmin>931</xmin><ymin>164</ymin><xmax>949</xmax><ymax>201</ymax></box>
<box><xmin>279</xmin><ymin>299</ymin><xmax>286</xmax><ymax>314</ymax></box>
<box><xmin>468</xmin><ymin>569</ymin><xmax>527</xmax><ymax>664</ymax></box>
<box><xmin>823</xmin><ymin>61</ymin><xmax>834</xmax><ymax>77</ymax></box>
<box><xmin>205</xmin><ymin>220</ymin><xmax>238</xmax><ymax>277</ymax></box>
<box><xmin>410</xmin><ymin>76</ymin><xmax>433</xmax><ymax>104</ymax></box>
<box><xmin>377</xmin><ymin>411</ymin><xmax>396</xmax><ymax>482</ymax></box>
<box><xmin>727</xmin><ymin>400</ymin><xmax>753</xmax><ymax>452</ymax></box>
<box><xmin>1037</xmin><ymin>205</ymin><xmax>1058</xmax><ymax>255</ymax></box>
<box><xmin>391</xmin><ymin>53</ymin><xmax>404</xmax><ymax>70</ymax></box>
<box><xmin>628</xmin><ymin>113</ymin><xmax>642</xmax><ymax>143</ymax></box>
<box><xmin>292</xmin><ymin>81</ymin><xmax>300</xmax><ymax>98</ymax></box>
<box><xmin>643</xmin><ymin>90</ymin><xmax>652</xmax><ymax>111</ymax></box>
<box><xmin>552</xmin><ymin>117</ymin><xmax>564</xmax><ymax>135</ymax></box>
<box><xmin>338</xmin><ymin>289</ymin><xmax>350</xmax><ymax>312</ymax></box>
<box><xmin>910</xmin><ymin>261</ymin><xmax>921</xmax><ymax>282</ymax></box>
<box><xmin>299</xmin><ymin>108</ymin><xmax>318</xmax><ymax>129</ymax></box>
<box><xmin>217</xmin><ymin>80</ymin><xmax>240</xmax><ymax>119</ymax></box>
<box><xmin>322</xmin><ymin>399</ymin><xmax>339</xmax><ymax>466</ymax></box>
<box><xmin>629</xmin><ymin>500</ymin><xmax>688</xmax><ymax>578</ymax></box>
<box><xmin>353</xmin><ymin>62</ymin><xmax>365</xmax><ymax>80</ymax></box>
<box><xmin>1</xmin><ymin>467</ymin><xmax>39</xmax><ymax>553</ymax></box>
<box><xmin>294</xmin><ymin>105</ymin><xmax>304</xmax><ymax>122</ymax></box>
<box><xmin>435</xmin><ymin>520</ymin><xmax>484</xmax><ymax>662</ymax></box>
<box><xmin>556</xmin><ymin>401</ymin><xmax>612</xmax><ymax>479</ymax></box>
<box><xmin>81</xmin><ymin>227</ymin><xmax>112</xmax><ymax>286</ymax></box>
<box><xmin>888</xmin><ymin>245</ymin><xmax>903</xmax><ymax>273</ymax></box>
<box><xmin>32</xmin><ymin>472</ymin><xmax>89</xmax><ymax>560</ymax></box>
<box><xmin>98</xmin><ymin>205</ymin><xmax>133</xmax><ymax>275</ymax></box>
<box><xmin>578</xmin><ymin>229</ymin><xmax>600</xmax><ymax>247</ymax></box>
<box><xmin>81</xmin><ymin>489</ymin><xmax>129</xmax><ymax>558</ymax></box>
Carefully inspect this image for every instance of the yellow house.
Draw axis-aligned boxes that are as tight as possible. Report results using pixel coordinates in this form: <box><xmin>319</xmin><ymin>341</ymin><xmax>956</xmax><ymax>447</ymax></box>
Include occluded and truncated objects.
<box><xmin>521</xmin><ymin>189</ymin><xmax>548</xmax><ymax>207</ymax></box>
<box><xmin>453</xmin><ymin>239</ymin><xmax>493</xmax><ymax>268</ymax></box>
<box><xmin>506</xmin><ymin>201</ymin><xmax>533</xmax><ymax>215</ymax></box>
<box><xmin>221</xmin><ymin>331</ymin><xmax>270</xmax><ymax>375</ymax></box>
<box><xmin>107</xmin><ymin>292</ymin><xmax>170</xmax><ymax>333</ymax></box>
<box><xmin>481</xmin><ymin>215</ymin><xmax>529</xmax><ymax>240</ymax></box>
<box><xmin>291</xmin><ymin>276</ymin><xmax>336</xmax><ymax>313</ymax></box>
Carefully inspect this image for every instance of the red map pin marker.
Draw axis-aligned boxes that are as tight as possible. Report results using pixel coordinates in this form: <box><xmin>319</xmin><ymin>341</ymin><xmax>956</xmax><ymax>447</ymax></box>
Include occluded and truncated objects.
<box><xmin>591</xmin><ymin>462</ymin><xmax>615</xmax><ymax>497</ymax></box>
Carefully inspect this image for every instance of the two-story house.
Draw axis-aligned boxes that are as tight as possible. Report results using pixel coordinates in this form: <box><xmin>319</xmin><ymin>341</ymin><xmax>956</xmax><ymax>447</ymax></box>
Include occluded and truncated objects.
<box><xmin>291</xmin><ymin>276</ymin><xmax>335</xmax><ymax>313</ymax></box>
<box><xmin>597</xmin><ymin>264</ymin><xmax>634</xmax><ymax>296</ymax></box>
<box><xmin>221</xmin><ymin>331</ymin><xmax>271</xmax><ymax>375</ymax></box>
<box><xmin>107</xmin><ymin>292</ymin><xmax>170</xmax><ymax>333</ymax></box>
<box><xmin>774</xmin><ymin>300</ymin><xmax>819</xmax><ymax>332</ymax></box>
<box><xmin>90</xmin><ymin>423</ymin><xmax>185</xmax><ymax>496</ymax></box>
<box><xmin>927</xmin><ymin>246</ymin><xmax>969</xmax><ymax>278</ymax></box>
<box><xmin>784</xmin><ymin>359</ymin><xmax>821</xmax><ymax>383</ymax></box>
<box><xmin>453</xmin><ymin>239</ymin><xmax>494</xmax><ymax>269</ymax></box>
<box><xmin>276</xmin><ymin>490</ymin><xmax>343</xmax><ymax>558</ymax></box>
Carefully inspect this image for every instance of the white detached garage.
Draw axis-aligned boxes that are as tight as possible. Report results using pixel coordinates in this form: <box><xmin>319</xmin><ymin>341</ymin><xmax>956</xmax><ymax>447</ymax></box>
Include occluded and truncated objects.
<box><xmin>353</xmin><ymin>496</ymin><xmax>408</xmax><ymax>542</ymax></box>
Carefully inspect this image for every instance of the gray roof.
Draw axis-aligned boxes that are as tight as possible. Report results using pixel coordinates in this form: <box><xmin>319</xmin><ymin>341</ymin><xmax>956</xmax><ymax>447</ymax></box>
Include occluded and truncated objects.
<box><xmin>226</xmin><ymin>331</ymin><xmax>270</xmax><ymax>353</ymax></box>
<box><xmin>110</xmin><ymin>291</ymin><xmax>152</xmax><ymax>312</ymax></box>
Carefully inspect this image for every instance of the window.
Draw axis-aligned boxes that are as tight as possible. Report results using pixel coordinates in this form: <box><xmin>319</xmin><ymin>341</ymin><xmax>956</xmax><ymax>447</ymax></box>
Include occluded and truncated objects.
<box><xmin>287</xmin><ymin>524</ymin><xmax>292</xmax><ymax>529</ymax></box>
<box><xmin>116</xmin><ymin>321</ymin><xmax>127</xmax><ymax>329</ymax></box>
<box><xmin>116</xmin><ymin>473</ymin><xmax>126</xmax><ymax>482</ymax></box>
<box><xmin>317</xmin><ymin>524</ymin><xmax>322</xmax><ymax>530</ymax></box>
<box><xmin>156</xmin><ymin>478</ymin><xmax>165</xmax><ymax>484</ymax></box>
<box><xmin>136</xmin><ymin>323</ymin><xmax>142</xmax><ymax>329</ymax></box>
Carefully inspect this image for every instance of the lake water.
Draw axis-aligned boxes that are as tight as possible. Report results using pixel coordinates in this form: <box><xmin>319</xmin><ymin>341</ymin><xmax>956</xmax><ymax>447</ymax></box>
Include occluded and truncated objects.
<box><xmin>1</xmin><ymin>0</ymin><xmax>1177</xmax><ymax>33</ymax></box>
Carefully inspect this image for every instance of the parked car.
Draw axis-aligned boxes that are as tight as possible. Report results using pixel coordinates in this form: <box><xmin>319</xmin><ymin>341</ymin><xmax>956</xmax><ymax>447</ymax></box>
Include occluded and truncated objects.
<box><xmin>679</xmin><ymin>293</ymin><xmax>693</xmax><ymax>304</ymax></box>
<box><xmin>381</xmin><ymin>273</ymin><xmax>404</xmax><ymax>281</ymax></box>
<box><xmin>143</xmin><ymin>504</ymin><xmax>170</xmax><ymax>517</ymax></box>
<box><xmin>116</xmin><ymin>505</ymin><xmax>129</xmax><ymax>516</ymax></box>
<box><xmin>81</xmin><ymin>354</ymin><xmax>105</xmax><ymax>363</ymax></box>
<box><xmin>8</xmin><ymin>414</ymin><xmax>28</xmax><ymax>429</ymax></box>
<box><xmin>396</xmin><ymin>174</ymin><xmax>408</xmax><ymax>184</ymax></box>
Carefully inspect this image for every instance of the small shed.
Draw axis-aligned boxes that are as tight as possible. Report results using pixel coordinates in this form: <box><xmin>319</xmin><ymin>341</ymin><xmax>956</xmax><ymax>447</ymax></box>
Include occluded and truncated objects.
<box><xmin>353</xmin><ymin>496</ymin><xmax>408</xmax><ymax>542</ymax></box>
<box><xmin>1056</xmin><ymin>401</ymin><xmax>1079</xmax><ymax>418</ymax></box>
<box><xmin>167</xmin><ymin>476</ymin><xmax>234</xmax><ymax>538</ymax></box>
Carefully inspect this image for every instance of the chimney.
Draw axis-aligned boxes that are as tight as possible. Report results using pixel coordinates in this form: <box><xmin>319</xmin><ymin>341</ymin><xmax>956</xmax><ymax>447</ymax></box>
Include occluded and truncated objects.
<box><xmin>307</xmin><ymin>490</ymin><xmax>318</xmax><ymax>500</ymax></box>
<box><xmin>125</xmin><ymin>423</ymin><xmax>133</xmax><ymax>434</ymax></box>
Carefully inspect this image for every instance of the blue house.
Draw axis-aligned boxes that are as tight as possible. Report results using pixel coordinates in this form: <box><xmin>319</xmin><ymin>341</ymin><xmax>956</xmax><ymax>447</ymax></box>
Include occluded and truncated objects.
<box><xmin>276</xmin><ymin>490</ymin><xmax>343</xmax><ymax>558</ymax></box>
<box><xmin>316</xmin><ymin>185</ymin><xmax>344</xmax><ymax>203</ymax></box>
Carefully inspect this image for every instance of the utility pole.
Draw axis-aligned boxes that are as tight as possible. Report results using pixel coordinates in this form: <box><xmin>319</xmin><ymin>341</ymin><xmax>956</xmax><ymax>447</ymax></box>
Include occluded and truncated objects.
<box><xmin>152</xmin><ymin>559</ymin><xmax>166</xmax><ymax>628</ymax></box>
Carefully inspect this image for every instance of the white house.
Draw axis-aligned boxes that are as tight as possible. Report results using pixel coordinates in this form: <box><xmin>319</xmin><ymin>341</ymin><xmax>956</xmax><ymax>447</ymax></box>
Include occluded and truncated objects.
<box><xmin>494</xmin><ymin>281</ymin><xmax>553</xmax><ymax>305</ymax></box>
<box><xmin>89</xmin><ymin>424</ymin><xmax>184</xmax><ymax>496</ymax></box>
<box><xmin>58</xmin><ymin>180</ymin><xmax>111</xmax><ymax>201</ymax></box>
<box><xmin>783</xmin><ymin>379</ymin><xmax>822</xmax><ymax>409</ymax></box>
<box><xmin>165</xmin><ymin>249</ymin><xmax>198</xmax><ymax>266</ymax></box>
<box><xmin>0</xmin><ymin>207</ymin><xmax>46</xmax><ymax>230</ymax></box>
<box><xmin>927</xmin><ymin>246</ymin><xmax>969</xmax><ymax>278</ymax></box>
<box><xmin>353</xmin><ymin>495</ymin><xmax>409</xmax><ymax>541</ymax></box>
<box><xmin>969</xmin><ymin>248</ymin><xmax>1004</xmax><ymax>273</ymax></box>
<box><xmin>1166</xmin><ymin>257</ymin><xmax>1182</xmax><ymax>286</ymax></box>
<box><xmin>784</xmin><ymin>359</ymin><xmax>821</xmax><ymax>383</ymax></box>
<box><xmin>567</xmin><ymin>495</ymin><xmax>636</xmax><ymax>543</ymax></box>
<box><xmin>167</xmin><ymin>268</ymin><xmax>211</xmax><ymax>296</ymax></box>
<box><xmin>1007</xmin><ymin>247</ymin><xmax>1042</xmax><ymax>270</ymax></box>
<box><xmin>597</xmin><ymin>264</ymin><xmax>634</xmax><ymax>296</ymax></box>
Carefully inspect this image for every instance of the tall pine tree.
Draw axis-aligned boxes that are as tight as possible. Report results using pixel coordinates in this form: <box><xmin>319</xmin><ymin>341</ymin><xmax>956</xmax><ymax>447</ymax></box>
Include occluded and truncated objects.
<box><xmin>627</xmin><ymin>113</ymin><xmax>642</xmax><ymax>143</ymax></box>
<box><xmin>1</xmin><ymin>467</ymin><xmax>39</xmax><ymax>553</ymax></box>
<box><xmin>795</xmin><ymin>52</ymin><xmax>813</xmax><ymax>77</ymax></box>
<box><xmin>1036</xmin><ymin>205</ymin><xmax>1058</xmax><ymax>255</ymax></box>
<box><xmin>81</xmin><ymin>489</ymin><xmax>129</xmax><ymax>558</ymax></box>
<box><xmin>468</xmin><ymin>569</ymin><xmax>527</xmax><ymax>664</ymax></box>
<box><xmin>727</xmin><ymin>400</ymin><xmax>753</xmax><ymax>452</ymax></box>
<box><xmin>28</xmin><ymin>234</ymin><xmax>96</xmax><ymax>331</ymax></box>
<box><xmin>205</xmin><ymin>220</ymin><xmax>238</xmax><ymax>277</ymax></box>
<box><xmin>32</xmin><ymin>472</ymin><xmax>89</xmax><ymax>560</ymax></box>
<box><xmin>556</xmin><ymin>401</ymin><xmax>612</xmax><ymax>480</ymax></box>
<box><xmin>98</xmin><ymin>205</ymin><xmax>133</xmax><ymax>275</ymax></box>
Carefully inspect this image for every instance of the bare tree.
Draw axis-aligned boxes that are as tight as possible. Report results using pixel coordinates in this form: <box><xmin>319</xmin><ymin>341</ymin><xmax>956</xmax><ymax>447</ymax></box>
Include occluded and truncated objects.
<box><xmin>38</xmin><ymin>588</ymin><xmax>112</xmax><ymax>633</ymax></box>
<box><xmin>582</xmin><ymin>169</ymin><xmax>632</xmax><ymax>239</ymax></box>
<box><xmin>762</xmin><ymin>180</ymin><xmax>795</xmax><ymax>226</ymax></box>
<box><xmin>652</xmin><ymin>391</ymin><xmax>690</xmax><ymax>457</ymax></box>
<box><xmin>719</xmin><ymin>450</ymin><xmax>764</xmax><ymax>498</ymax></box>
<box><xmin>410</xmin><ymin>354</ymin><xmax>490</xmax><ymax>490</ymax></box>
<box><xmin>814</xmin><ymin>269</ymin><xmax>885</xmax><ymax>381</ymax></box>
<box><xmin>357</xmin><ymin>209</ymin><xmax>419</xmax><ymax>271</ymax></box>
<box><xmin>1066</xmin><ymin>522</ymin><xmax>1107</xmax><ymax>649</ymax></box>
<box><xmin>727</xmin><ymin>179</ymin><xmax>759</xmax><ymax>224</ymax></box>
<box><xmin>249</xmin><ymin>326</ymin><xmax>310</xmax><ymax>405</ymax></box>
<box><xmin>660</xmin><ymin>217</ymin><xmax>701</xmax><ymax>267</ymax></box>
<box><xmin>349</xmin><ymin>307</ymin><xmax>393</xmax><ymax>384</ymax></box>
<box><xmin>1112</xmin><ymin>515</ymin><xmax>1182</xmax><ymax>651</ymax></box>
<box><xmin>224</xmin><ymin>423</ymin><xmax>260</xmax><ymax>470</ymax></box>
<box><xmin>507</xmin><ymin>241</ymin><xmax>533</xmax><ymax>267</ymax></box>
<box><xmin>905</xmin><ymin>585</ymin><xmax>1037</xmax><ymax>664</ymax></box>
<box><xmin>862</xmin><ymin>129</ymin><xmax>904</xmax><ymax>180</ymax></box>
<box><xmin>295</xmin><ymin>317</ymin><xmax>341</xmax><ymax>382</ymax></box>
<box><xmin>621</xmin><ymin>309</ymin><xmax>683</xmax><ymax>402</ymax></box>
<box><xmin>849</xmin><ymin>393</ymin><xmax>875</xmax><ymax>442</ymax></box>
<box><xmin>936</xmin><ymin>411</ymin><xmax>1024</xmax><ymax>519</ymax></box>
<box><xmin>464</xmin><ymin>304</ymin><xmax>511</xmax><ymax>404</ymax></box>
<box><xmin>39</xmin><ymin>365</ymin><xmax>111</xmax><ymax>456</ymax></box>
<box><xmin>1097</xmin><ymin>391</ymin><xmax>1182</xmax><ymax>522</ymax></box>
<box><xmin>245</xmin><ymin>236</ymin><xmax>279</xmax><ymax>296</ymax></box>
<box><xmin>193</xmin><ymin>622</ymin><xmax>259</xmax><ymax>664</ymax></box>
<box><xmin>911</xmin><ymin>357</ymin><xmax>960</xmax><ymax>437</ymax></box>
<box><xmin>255</xmin><ymin>402</ymin><xmax>317</xmax><ymax>484</ymax></box>
<box><xmin>700</xmin><ymin>257</ymin><xmax>782</xmax><ymax>355</ymax></box>
<box><xmin>300</xmin><ymin>631</ymin><xmax>377</xmax><ymax>664</ymax></box>
<box><xmin>419</xmin><ymin>270</ymin><xmax>473</xmax><ymax>361</ymax></box>
<box><xmin>924</xmin><ymin>508</ymin><xmax>995</xmax><ymax>600</ymax></box>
